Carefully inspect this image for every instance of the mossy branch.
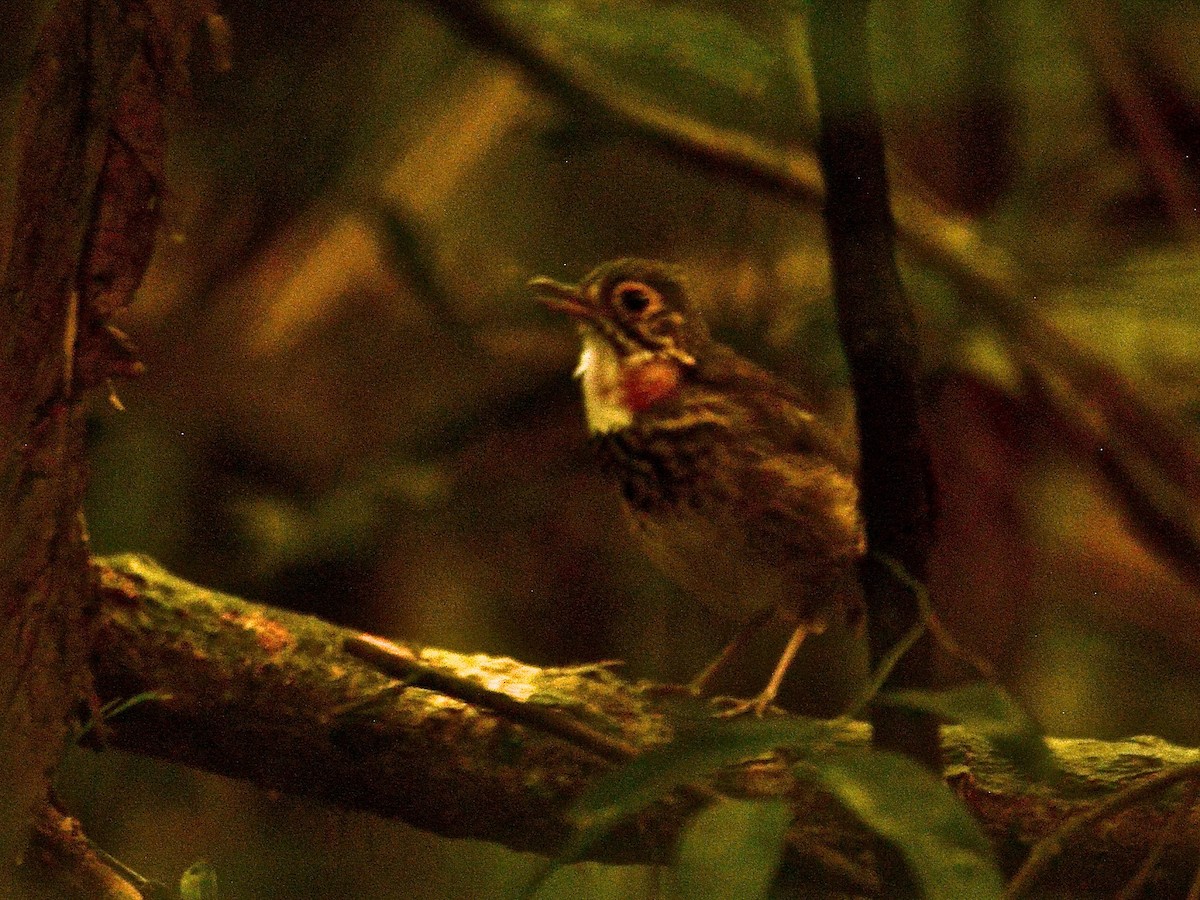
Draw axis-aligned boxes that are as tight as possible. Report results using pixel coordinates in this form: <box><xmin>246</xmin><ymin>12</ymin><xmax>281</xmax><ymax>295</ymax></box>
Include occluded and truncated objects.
<box><xmin>90</xmin><ymin>554</ymin><xmax>1200</xmax><ymax>896</ymax></box>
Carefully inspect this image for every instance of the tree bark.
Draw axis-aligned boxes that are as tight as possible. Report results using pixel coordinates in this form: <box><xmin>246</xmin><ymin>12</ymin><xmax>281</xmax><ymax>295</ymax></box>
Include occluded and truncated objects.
<box><xmin>0</xmin><ymin>1</ymin><xmax>214</xmax><ymax>889</ymax></box>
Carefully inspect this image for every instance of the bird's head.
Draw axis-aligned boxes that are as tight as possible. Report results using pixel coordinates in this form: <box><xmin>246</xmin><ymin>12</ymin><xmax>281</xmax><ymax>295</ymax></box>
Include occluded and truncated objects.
<box><xmin>531</xmin><ymin>259</ymin><xmax>710</xmax><ymax>433</ymax></box>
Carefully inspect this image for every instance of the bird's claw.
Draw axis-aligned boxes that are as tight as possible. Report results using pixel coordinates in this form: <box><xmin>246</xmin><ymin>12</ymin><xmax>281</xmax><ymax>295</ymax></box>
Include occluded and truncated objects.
<box><xmin>711</xmin><ymin>693</ymin><xmax>775</xmax><ymax>718</ymax></box>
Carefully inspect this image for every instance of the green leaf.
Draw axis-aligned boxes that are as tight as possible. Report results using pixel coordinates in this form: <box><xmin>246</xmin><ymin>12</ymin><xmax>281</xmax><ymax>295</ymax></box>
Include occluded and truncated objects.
<box><xmin>815</xmin><ymin>748</ymin><xmax>1004</xmax><ymax>900</ymax></box>
<box><xmin>673</xmin><ymin>799</ymin><xmax>790</xmax><ymax>900</ymax></box>
<box><xmin>571</xmin><ymin>718</ymin><xmax>825</xmax><ymax>840</ymax></box>
<box><xmin>521</xmin><ymin>719</ymin><xmax>822</xmax><ymax>898</ymax></box>
<box><xmin>494</xmin><ymin>0</ymin><xmax>813</xmax><ymax>140</ymax></box>
<box><xmin>180</xmin><ymin>861</ymin><xmax>219</xmax><ymax>900</ymax></box>
<box><xmin>880</xmin><ymin>683</ymin><xmax>1057</xmax><ymax>779</ymax></box>
<box><xmin>520</xmin><ymin>720</ymin><xmax>820</xmax><ymax>900</ymax></box>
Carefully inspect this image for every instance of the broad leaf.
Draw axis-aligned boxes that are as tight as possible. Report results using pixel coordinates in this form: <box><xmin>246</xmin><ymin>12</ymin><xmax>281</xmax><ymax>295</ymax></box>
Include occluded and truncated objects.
<box><xmin>523</xmin><ymin>718</ymin><xmax>824</xmax><ymax>897</ymax></box>
<box><xmin>563</xmin><ymin>720</ymin><xmax>821</xmax><ymax>859</ymax></box>
<box><xmin>673</xmin><ymin>798</ymin><xmax>790</xmax><ymax>900</ymax></box>
<box><xmin>571</xmin><ymin>717</ymin><xmax>826</xmax><ymax>838</ymax></box>
<box><xmin>815</xmin><ymin>748</ymin><xmax>1004</xmax><ymax>900</ymax></box>
<box><xmin>524</xmin><ymin>719</ymin><xmax>825</xmax><ymax>898</ymax></box>
<box><xmin>881</xmin><ymin>683</ymin><xmax>1057</xmax><ymax>779</ymax></box>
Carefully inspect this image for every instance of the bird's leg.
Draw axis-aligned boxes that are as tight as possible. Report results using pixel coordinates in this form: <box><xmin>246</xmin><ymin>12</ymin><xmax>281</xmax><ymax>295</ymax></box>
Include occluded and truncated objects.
<box><xmin>688</xmin><ymin>610</ymin><xmax>774</xmax><ymax>696</ymax></box>
<box><xmin>716</xmin><ymin>622</ymin><xmax>809</xmax><ymax>718</ymax></box>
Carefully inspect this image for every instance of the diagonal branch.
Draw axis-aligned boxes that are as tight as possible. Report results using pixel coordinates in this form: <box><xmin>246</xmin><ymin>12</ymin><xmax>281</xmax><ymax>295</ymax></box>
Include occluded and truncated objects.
<box><xmin>89</xmin><ymin>554</ymin><xmax>688</xmax><ymax>865</ymax></box>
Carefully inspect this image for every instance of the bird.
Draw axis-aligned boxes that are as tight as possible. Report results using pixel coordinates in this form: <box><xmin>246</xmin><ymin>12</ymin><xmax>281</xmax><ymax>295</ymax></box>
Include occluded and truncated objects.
<box><xmin>531</xmin><ymin>258</ymin><xmax>865</xmax><ymax>716</ymax></box>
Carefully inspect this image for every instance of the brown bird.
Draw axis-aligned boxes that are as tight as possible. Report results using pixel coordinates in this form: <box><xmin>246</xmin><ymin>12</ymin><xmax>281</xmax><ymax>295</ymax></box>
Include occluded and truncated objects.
<box><xmin>531</xmin><ymin>258</ymin><xmax>865</xmax><ymax>715</ymax></box>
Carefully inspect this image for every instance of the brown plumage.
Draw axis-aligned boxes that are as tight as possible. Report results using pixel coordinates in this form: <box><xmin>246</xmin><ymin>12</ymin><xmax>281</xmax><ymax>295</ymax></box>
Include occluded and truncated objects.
<box><xmin>532</xmin><ymin>259</ymin><xmax>864</xmax><ymax>714</ymax></box>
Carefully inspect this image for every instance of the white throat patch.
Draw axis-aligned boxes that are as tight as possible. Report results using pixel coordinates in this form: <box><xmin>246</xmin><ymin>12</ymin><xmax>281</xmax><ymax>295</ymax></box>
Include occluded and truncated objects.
<box><xmin>574</xmin><ymin>329</ymin><xmax>633</xmax><ymax>434</ymax></box>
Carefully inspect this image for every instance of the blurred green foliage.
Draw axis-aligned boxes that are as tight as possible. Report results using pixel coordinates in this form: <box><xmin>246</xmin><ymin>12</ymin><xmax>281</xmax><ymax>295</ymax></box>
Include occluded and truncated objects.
<box><xmin>499</xmin><ymin>0</ymin><xmax>815</xmax><ymax>138</ymax></box>
<box><xmin>881</xmin><ymin>683</ymin><xmax>1057</xmax><ymax>780</ymax></box>
<box><xmin>180</xmin><ymin>862</ymin><xmax>220</xmax><ymax>900</ymax></box>
<box><xmin>555</xmin><ymin>716</ymin><xmax>1001</xmax><ymax>898</ymax></box>
<box><xmin>671</xmin><ymin>799</ymin><xmax>791</xmax><ymax>899</ymax></box>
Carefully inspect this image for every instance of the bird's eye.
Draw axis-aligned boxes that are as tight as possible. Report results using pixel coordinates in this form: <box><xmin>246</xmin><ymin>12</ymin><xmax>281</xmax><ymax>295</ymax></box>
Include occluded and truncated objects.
<box><xmin>612</xmin><ymin>281</ymin><xmax>661</xmax><ymax>317</ymax></box>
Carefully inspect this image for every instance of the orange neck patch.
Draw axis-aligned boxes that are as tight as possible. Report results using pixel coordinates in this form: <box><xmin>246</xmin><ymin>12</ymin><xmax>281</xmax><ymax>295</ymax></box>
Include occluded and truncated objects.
<box><xmin>622</xmin><ymin>358</ymin><xmax>681</xmax><ymax>412</ymax></box>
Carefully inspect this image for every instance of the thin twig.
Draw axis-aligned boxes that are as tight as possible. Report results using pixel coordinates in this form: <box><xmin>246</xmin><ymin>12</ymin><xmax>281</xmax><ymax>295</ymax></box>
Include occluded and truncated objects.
<box><xmin>344</xmin><ymin>633</ymin><xmax>639</xmax><ymax>763</ymax></box>
<box><xmin>925</xmin><ymin>612</ymin><xmax>1000</xmax><ymax>684</ymax></box>
<box><xmin>83</xmin><ymin>839</ymin><xmax>170</xmax><ymax>900</ymax></box>
<box><xmin>842</xmin><ymin>613</ymin><xmax>926</xmax><ymax>723</ymax></box>
<box><xmin>1006</xmin><ymin>762</ymin><xmax>1200</xmax><ymax>898</ymax></box>
<box><xmin>878</xmin><ymin>553</ymin><xmax>1001</xmax><ymax>684</ymax></box>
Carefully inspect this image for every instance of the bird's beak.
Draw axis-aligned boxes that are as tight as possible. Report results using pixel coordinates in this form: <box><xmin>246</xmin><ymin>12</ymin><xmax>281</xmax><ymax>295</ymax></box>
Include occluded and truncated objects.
<box><xmin>529</xmin><ymin>276</ymin><xmax>598</xmax><ymax>323</ymax></box>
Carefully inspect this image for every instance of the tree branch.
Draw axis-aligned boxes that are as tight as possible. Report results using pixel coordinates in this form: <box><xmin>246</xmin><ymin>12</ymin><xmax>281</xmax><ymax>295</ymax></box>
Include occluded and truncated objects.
<box><xmin>89</xmin><ymin>555</ymin><xmax>685</xmax><ymax>865</ymax></box>
<box><xmin>89</xmin><ymin>554</ymin><xmax>1200</xmax><ymax>896</ymax></box>
<box><xmin>806</xmin><ymin>0</ymin><xmax>939</xmax><ymax>772</ymax></box>
<box><xmin>0</xmin><ymin>0</ymin><xmax>215</xmax><ymax>889</ymax></box>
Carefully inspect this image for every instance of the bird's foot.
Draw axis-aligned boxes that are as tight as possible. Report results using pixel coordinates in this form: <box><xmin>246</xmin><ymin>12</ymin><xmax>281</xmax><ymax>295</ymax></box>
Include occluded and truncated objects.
<box><xmin>709</xmin><ymin>623</ymin><xmax>808</xmax><ymax>718</ymax></box>
<box><xmin>711</xmin><ymin>691</ymin><xmax>777</xmax><ymax>718</ymax></box>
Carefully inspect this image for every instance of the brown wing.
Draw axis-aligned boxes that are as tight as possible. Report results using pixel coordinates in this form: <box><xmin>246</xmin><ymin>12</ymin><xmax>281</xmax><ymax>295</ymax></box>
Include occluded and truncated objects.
<box><xmin>693</xmin><ymin>345</ymin><xmax>864</xmax><ymax>621</ymax></box>
<box><xmin>693</xmin><ymin>344</ymin><xmax>858</xmax><ymax>475</ymax></box>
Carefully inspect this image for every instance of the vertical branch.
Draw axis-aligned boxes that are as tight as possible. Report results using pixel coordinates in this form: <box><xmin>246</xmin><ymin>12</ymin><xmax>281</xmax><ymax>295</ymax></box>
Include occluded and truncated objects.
<box><xmin>805</xmin><ymin>1</ymin><xmax>941</xmax><ymax>770</ymax></box>
<box><xmin>1</xmin><ymin>3</ymin><xmax>114</xmax><ymax>883</ymax></box>
<box><xmin>0</xmin><ymin>0</ymin><xmax>217</xmax><ymax>887</ymax></box>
